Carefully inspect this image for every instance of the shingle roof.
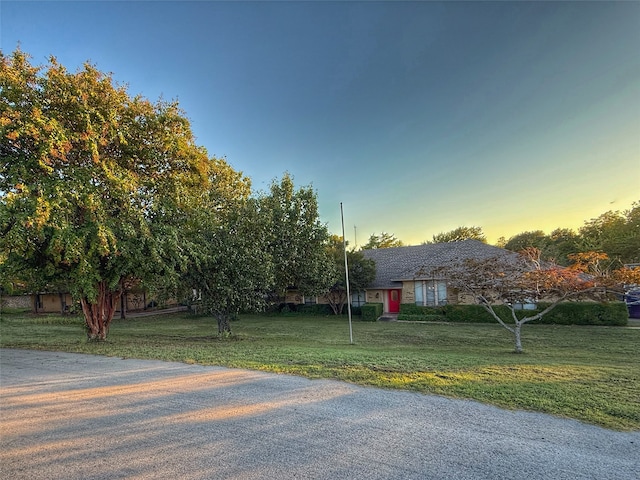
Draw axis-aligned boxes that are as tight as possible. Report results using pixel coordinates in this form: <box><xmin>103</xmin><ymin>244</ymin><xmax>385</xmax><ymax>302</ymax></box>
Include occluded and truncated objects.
<box><xmin>361</xmin><ymin>240</ymin><xmax>514</xmax><ymax>288</ymax></box>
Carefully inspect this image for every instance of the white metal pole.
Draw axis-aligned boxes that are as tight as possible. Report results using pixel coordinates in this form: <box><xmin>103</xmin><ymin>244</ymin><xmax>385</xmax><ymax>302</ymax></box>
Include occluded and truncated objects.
<box><xmin>341</xmin><ymin>202</ymin><xmax>353</xmax><ymax>344</ymax></box>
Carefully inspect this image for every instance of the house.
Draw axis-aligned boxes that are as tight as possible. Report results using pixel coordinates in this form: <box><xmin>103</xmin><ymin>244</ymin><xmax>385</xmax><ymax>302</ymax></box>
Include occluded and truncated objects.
<box><xmin>283</xmin><ymin>289</ymin><xmax>366</xmax><ymax>310</ymax></box>
<box><xmin>32</xmin><ymin>292</ymin><xmax>75</xmax><ymax>313</ymax></box>
<box><xmin>361</xmin><ymin>240</ymin><xmax>516</xmax><ymax>314</ymax></box>
<box><xmin>29</xmin><ymin>290</ymin><xmax>176</xmax><ymax>314</ymax></box>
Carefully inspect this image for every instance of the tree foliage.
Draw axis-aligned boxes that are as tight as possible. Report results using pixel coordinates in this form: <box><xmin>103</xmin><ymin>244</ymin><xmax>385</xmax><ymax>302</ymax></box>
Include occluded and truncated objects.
<box><xmin>362</xmin><ymin>232</ymin><xmax>403</xmax><ymax>249</ymax></box>
<box><xmin>501</xmin><ymin>201</ymin><xmax>639</xmax><ymax>266</ymax></box>
<box><xmin>185</xmin><ymin>199</ymin><xmax>273</xmax><ymax>334</ymax></box>
<box><xmin>0</xmin><ymin>49</ymin><xmax>209</xmax><ymax>339</ymax></box>
<box><xmin>502</xmin><ymin>229</ymin><xmax>580</xmax><ymax>266</ymax></box>
<box><xmin>578</xmin><ymin>202</ymin><xmax>640</xmax><ymax>265</ymax></box>
<box><xmin>433</xmin><ymin>248</ymin><xmax>633</xmax><ymax>353</ymax></box>
<box><xmin>259</xmin><ymin>174</ymin><xmax>334</xmax><ymax>300</ymax></box>
<box><xmin>428</xmin><ymin>226</ymin><xmax>486</xmax><ymax>244</ymax></box>
<box><xmin>179</xmin><ymin>159</ymin><xmax>271</xmax><ymax>334</ymax></box>
<box><xmin>325</xmin><ymin>235</ymin><xmax>376</xmax><ymax>315</ymax></box>
<box><xmin>503</xmin><ymin>230</ymin><xmax>548</xmax><ymax>254</ymax></box>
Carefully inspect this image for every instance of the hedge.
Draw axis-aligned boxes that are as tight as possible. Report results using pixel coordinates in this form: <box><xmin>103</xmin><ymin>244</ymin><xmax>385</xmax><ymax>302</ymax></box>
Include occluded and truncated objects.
<box><xmin>265</xmin><ymin>303</ymin><xmax>362</xmax><ymax>317</ymax></box>
<box><xmin>298</xmin><ymin>304</ymin><xmax>334</xmax><ymax>315</ymax></box>
<box><xmin>534</xmin><ymin>302</ymin><xmax>628</xmax><ymax>326</ymax></box>
<box><xmin>398</xmin><ymin>302</ymin><xmax>628</xmax><ymax>326</ymax></box>
<box><xmin>361</xmin><ymin>303</ymin><xmax>383</xmax><ymax>322</ymax></box>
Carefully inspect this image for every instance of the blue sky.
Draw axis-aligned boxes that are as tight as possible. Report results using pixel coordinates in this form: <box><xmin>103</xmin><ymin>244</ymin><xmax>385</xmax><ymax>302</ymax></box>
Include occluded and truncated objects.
<box><xmin>2</xmin><ymin>1</ymin><xmax>639</xmax><ymax>245</ymax></box>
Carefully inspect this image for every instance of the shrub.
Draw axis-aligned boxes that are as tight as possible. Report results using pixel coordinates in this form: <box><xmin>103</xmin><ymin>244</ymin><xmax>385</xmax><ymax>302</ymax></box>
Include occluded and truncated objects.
<box><xmin>399</xmin><ymin>304</ymin><xmax>444</xmax><ymax>316</ymax></box>
<box><xmin>262</xmin><ymin>303</ymin><xmax>337</xmax><ymax>317</ymax></box>
<box><xmin>442</xmin><ymin>305</ymin><xmax>495</xmax><ymax>323</ymax></box>
<box><xmin>397</xmin><ymin>302</ymin><xmax>628</xmax><ymax>326</ymax></box>
<box><xmin>361</xmin><ymin>303</ymin><xmax>383</xmax><ymax>322</ymax></box>
<box><xmin>535</xmin><ymin>302</ymin><xmax>628</xmax><ymax>326</ymax></box>
<box><xmin>298</xmin><ymin>304</ymin><xmax>333</xmax><ymax>316</ymax></box>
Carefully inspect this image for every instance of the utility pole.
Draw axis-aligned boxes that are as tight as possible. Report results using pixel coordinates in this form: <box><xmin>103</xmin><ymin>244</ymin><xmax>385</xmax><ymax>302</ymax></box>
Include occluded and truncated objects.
<box><xmin>341</xmin><ymin>203</ymin><xmax>353</xmax><ymax>344</ymax></box>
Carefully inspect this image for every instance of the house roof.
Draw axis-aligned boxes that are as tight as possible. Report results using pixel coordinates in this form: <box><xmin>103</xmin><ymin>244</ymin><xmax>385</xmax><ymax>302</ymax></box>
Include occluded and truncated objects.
<box><xmin>361</xmin><ymin>240</ymin><xmax>514</xmax><ymax>289</ymax></box>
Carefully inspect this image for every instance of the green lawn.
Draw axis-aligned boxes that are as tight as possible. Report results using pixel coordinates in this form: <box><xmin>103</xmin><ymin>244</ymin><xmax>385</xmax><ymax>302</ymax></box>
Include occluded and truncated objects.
<box><xmin>1</xmin><ymin>311</ymin><xmax>639</xmax><ymax>431</ymax></box>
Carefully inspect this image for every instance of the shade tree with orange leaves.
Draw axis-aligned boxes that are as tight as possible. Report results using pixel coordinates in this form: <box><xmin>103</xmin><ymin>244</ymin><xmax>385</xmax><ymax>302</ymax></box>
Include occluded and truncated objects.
<box><xmin>433</xmin><ymin>248</ymin><xmax>637</xmax><ymax>353</ymax></box>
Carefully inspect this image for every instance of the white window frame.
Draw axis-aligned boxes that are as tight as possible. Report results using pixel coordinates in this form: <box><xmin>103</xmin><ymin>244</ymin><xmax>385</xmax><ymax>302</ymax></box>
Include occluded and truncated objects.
<box><xmin>414</xmin><ymin>280</ymin><xmax>447</xmax><ymax>306</ymax></box>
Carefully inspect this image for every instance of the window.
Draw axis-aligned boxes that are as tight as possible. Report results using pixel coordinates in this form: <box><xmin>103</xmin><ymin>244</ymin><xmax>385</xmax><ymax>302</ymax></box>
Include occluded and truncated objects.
<box><xmin>351</xmin><ymin>291</ymin><xmax>366</xmax><ymax>307</ymax></box>
<box><xmin>414</xmin><ymin>281</ymin><xmax>447</xmax><ymax>306</ymax></box>
<box><xmin>513</xmin><ymin>302</ymin><xmax>537</xmax><ymax>310</ymax></box>
<box><xmin>304</xmin><ymin>296</ymin><xmax>317</xmax><ymax>305</ymax></box>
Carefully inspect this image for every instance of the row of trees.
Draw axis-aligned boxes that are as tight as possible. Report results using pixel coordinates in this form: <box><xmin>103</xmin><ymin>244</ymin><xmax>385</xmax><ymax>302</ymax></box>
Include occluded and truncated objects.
<box><xmin>1</xmin><ymin>50</ymin><xmax>368</xmax><ymax>339</ymax></box>
<box><xmin>363</xmin><ymin>226</ymin><xmax>488</xmax><ymax>249</ymax></box>
<box><xmin>498</xmin><ymin>204</ymin><xmax>640</xmax><ymax>266</ymax></box>
<box><xmin>365</xmin><ymin>203</ymin><xmax>639</xmax><ymax>267</ymax></box>
<box><xmin>2</xmin><ymin>49</ymin><xmax>636</xmax><ymax>348</ymax></box>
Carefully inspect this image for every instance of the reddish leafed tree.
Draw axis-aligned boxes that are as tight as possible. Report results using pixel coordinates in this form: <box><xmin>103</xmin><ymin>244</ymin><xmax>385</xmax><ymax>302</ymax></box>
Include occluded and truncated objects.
<box><xmin>433</xmin><ymin>248</ymin><xmax>634</xmax><ymax>353</ymax></box>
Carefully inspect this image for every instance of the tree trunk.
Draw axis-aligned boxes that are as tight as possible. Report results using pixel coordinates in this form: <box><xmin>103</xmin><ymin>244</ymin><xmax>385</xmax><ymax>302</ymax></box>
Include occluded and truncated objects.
<box><xmin>81</xmin><ymin>281</ymin><xmax>120</xmax><ymax>341</ymax></box>
<box><xmin>513</xmin><ymin>323</ymin><xmax>523</xmax><ymax>354</ymax></box>
<box><xmin>327</xmin><ymin>290</ymin><xmax>346</xmax><ymax>315</ymax></box>
<box><xmin>120</xmin><ymin>292</ymin><xmax>126</xmax><ymax>320</ymax></box>
<box><xmin>59</xmin><ymin>292</ymin><xmax>66</xmax><ymax>314</ymax></box>
<box><xmin>217</xmin><ymin>314</ymin><xmax>232</xmax><ymax>335</ymax></box>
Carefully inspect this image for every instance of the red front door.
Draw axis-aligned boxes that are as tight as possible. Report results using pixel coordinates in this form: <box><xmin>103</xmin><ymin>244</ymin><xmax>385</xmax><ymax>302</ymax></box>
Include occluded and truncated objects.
<box><xmin>387</xmin><ymin>289</ymin><xmax>401</xmax><ymax>313</ymax></box>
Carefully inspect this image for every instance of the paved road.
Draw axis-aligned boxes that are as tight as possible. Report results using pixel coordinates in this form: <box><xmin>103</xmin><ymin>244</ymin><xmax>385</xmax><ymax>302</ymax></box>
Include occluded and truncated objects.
<box><xmin>1</xmin><ymin>349</ymin><xmax>638</xmax><ymax>480</ymax></box>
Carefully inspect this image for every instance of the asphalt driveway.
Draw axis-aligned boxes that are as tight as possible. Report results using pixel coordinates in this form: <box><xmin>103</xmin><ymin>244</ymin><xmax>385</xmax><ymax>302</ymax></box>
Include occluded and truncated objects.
<box><xmin>1</xmin><ymin>348</ymin><xmax>638</xmax><ymax>480</ymax></box>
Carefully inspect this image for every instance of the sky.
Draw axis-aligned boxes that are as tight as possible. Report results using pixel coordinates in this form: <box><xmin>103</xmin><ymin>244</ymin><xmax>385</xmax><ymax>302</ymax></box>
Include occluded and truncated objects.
<box><xmin>2</xmin><ymin>1</ymin><xmax>639</xmax><ymax>246</ymax></box>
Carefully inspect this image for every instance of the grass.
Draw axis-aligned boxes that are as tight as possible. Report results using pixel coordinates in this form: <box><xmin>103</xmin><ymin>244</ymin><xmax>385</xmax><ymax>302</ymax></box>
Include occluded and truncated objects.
<box><xmin>1</xmin><ymin>311</ymin><xmax>639</xmax><ymax>431</ymax></box>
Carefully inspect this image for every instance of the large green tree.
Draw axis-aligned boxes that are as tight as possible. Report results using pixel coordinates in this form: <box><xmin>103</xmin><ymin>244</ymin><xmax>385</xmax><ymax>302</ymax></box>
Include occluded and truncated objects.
<box><xmin>501</xmin><ymin>202</ymin><xmax>640</xmax><ymax>266</ymax></box>
<box><xmin>362</xmin><ymin>232</ymin><xmax>403</xmax><ymax>249</ymax></box>
<box><xmin>503</xmin><ymin>230</ymin><xmax>549</xmax><ymax>253</ymax></box>
<box><xmin>428</xmin><ymin>226</ymin><xmax>486</xmax><ymax>244</ymax></box>
<box><xmin>185</xmin><ymin>199</ymin><xmax>274</xmax><ymax>334</ymax></box>
<box><xmin>579</xmin><ymin>202</ymin><xmax>640</xmax><ymax>265</ymax></box>
<box><xmin>181</xmin><ymin>160</ymin><xmax>274</xmax><ymax>334</ymax></box>
<box><xmin>0</xmin><ymin>50</ymin><xmax>209</xmax><ymax>339</ymax></box>
<box><xmin>259</xmin><ymin>174</ymin><xmax>334</xmax><ymax>301</ymax></box>
<box><xmin>502</xmin><ymin>229</ymin><xmax>580</xmax><ymax>266</ymax></box>
<box><xmin>544</xmin><ymin>228</ymin><xmax>580</xmax><ymax>266</ymax></box>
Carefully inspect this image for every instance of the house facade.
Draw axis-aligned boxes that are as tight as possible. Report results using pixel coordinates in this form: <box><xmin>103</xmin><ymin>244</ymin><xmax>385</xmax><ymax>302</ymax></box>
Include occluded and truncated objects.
<box><xmin>361</xmin><ymin>240</ymin><xmax>516</xmax><ymax>313</ymax></box>
<box><xmin>284</xmin><ymin>290</ymin><xmax>366</xmax><ymax>309</ymax></box>
<box><xmin>29</xmin><ymin>290</ymin><xmax>175</xmax><ymax>314</ymax></box>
